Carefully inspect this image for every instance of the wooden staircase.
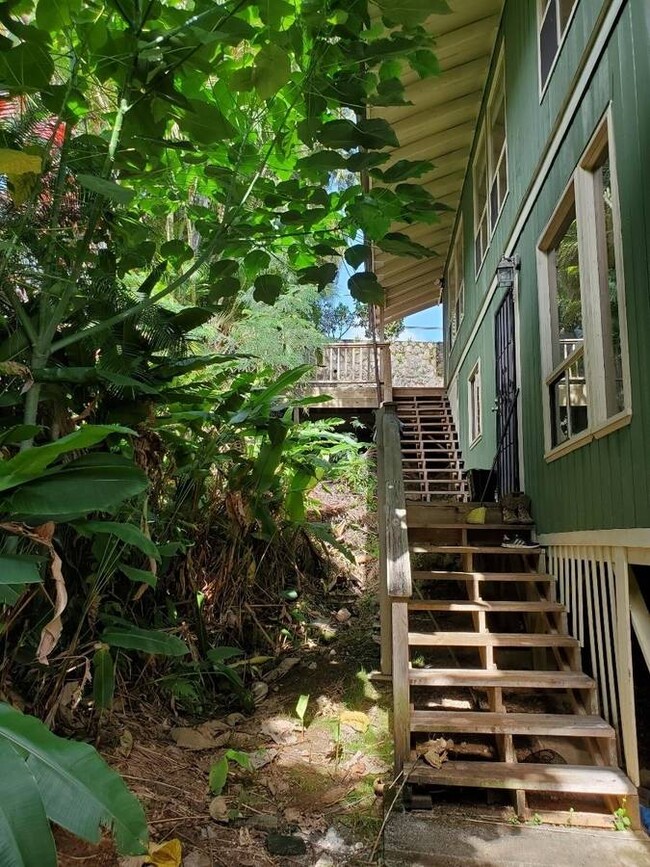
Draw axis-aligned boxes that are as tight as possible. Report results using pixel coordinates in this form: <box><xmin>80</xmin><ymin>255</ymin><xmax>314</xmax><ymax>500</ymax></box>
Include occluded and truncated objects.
<box><xmin>375</xmin><ymin>403</ymin><xmax>640</xmax><ymax>828</ymax></box>
<box><xmin>393</xmin><ymin>390</ymin><xmax>469</xmax><ymax>502</ymax></box>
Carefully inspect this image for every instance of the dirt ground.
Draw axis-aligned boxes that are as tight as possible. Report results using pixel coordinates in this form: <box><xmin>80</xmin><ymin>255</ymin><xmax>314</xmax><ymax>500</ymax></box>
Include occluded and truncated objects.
<box><xmin>56</xmin><ymin>478</ymin><xmax>394</xmax><ymax>867</ymax></box>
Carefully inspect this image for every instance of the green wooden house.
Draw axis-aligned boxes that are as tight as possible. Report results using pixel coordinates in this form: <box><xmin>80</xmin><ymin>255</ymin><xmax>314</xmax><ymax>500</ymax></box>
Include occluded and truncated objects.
<box><xmin>370</xmin><ymin>0</ymin><xmax>650</xmax><ymax>827</ymax></box>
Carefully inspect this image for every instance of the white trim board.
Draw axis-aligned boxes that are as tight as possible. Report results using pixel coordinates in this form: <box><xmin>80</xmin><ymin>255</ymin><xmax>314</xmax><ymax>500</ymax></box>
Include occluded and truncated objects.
<box><xmin>538</xmin><ymin>529</ymin><xmax>650</xmax><ymax>549</ymax></box>
<box><xmin>447</xmin><ymin>0</ymin><xmax>626</xmax><ymax>393</ymax></box>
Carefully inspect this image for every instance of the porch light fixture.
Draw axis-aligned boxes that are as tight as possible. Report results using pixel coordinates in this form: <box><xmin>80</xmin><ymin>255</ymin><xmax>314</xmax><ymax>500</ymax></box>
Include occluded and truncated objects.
<box><xmin>496</xmin><ymin>255</ymin><xmax>520</xmax><ymax>290</ymax></box>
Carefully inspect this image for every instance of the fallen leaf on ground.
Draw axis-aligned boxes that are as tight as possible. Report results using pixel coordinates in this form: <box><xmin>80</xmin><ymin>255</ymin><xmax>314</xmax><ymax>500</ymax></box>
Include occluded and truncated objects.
<box><xmin>251</xmin><ymin>681</ymin><xmax>269</xmax><ymax>703</ymax></box>
<box><xmin>248</xmin><ymin>747</ymin><xmax>278</xmax><ymax>769</ymax></box>
<box><xmin>148</xmin><ymin>839</ymin><xmax>182</xmax><ymax>867</ymax></box>
<box><xmin>209</xmin><ymin>795</ymin><xmax>230</xmax><ymax>822</ymax></box>
<box><xmin>284</xmin><ymin>807</ymin><xmax>302</xmax><ymax>824</ymax></box>
<box><xmin>420</xmin><ymin>737</ymin><xmax>449</xmax><ymax>769</ymax></box>
<box><xmin>117</xmin><ymin>728</ymin><xmax>134</xmax><ymax>758</ymax></box>
<box><xmin>171</xmin><ymin>727</ymin><xmax>229</xmax><ymax>750</ymax></box>
<box><xmin>183</xmin><ymin>852</ymin><xmax>211</xmax><ymax>867</ymax></box>
<box><xmin>335</xmin><ymin>608</ymin><xmax>352</xmax><ymax>623</ymax></box>
<box><xmin>198</xmin><ymin>718</ymin><xmax>230</xmax><ymax>736</ymax></box>
<box><xmin>339</xmin><ymin>710</ymin><xmax>369</xmax><ymax>732</ymax></box>
<box><xmin>260</xmin><ymin>718</ymin><xmax>298</xmax><ymax>745</ymax></box>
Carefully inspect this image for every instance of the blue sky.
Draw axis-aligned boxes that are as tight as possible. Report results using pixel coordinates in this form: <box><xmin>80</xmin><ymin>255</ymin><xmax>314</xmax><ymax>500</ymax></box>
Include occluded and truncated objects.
<box><xmin>334</xmin><ymin>263</ymin><xmax>442</xmax><ymax>342</ymax></box>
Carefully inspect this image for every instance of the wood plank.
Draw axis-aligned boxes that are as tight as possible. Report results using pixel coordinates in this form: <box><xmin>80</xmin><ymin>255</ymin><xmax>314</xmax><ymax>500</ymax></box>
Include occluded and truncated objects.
<box><xmin>382</xmin><ymin>407</ymin><xmax>412</xmax><ymax>598</ymax></box>
<box><xmin>410</xmin><ymin>544</ymin><xmax>541</xmax><ymax>555</ymax></box>
<box><xmin>408</xmin><ymin>668</ymin><xmax>596</xmax><ymax>689</ymax></box>
<box><xmin>407</xmin><ymin>600</ymin><xmax>564</xmax><ymax>613</ymax></box>
<box><xmin>406</xmin><ymin>761</ymin><xmax>637</xmax><ymax>796</ymax></box>
<box><xmin>411</xmin><ymin>571</ymin><xmax>556</xmax><ymax>582</ymax></box>
<box><xmin>392</xmin><ymin>601</ymin><xmax>411</xmax><ymax>770</ymax></box>
<box><xmin>409</xmin><ymin>711</ymin><xmax>615</xmax><ymax>737</ymax></box>
<box><xmin>408</xmin><ymin>632</ymin><xmax>579</xmax><ymax>648</ymax></box>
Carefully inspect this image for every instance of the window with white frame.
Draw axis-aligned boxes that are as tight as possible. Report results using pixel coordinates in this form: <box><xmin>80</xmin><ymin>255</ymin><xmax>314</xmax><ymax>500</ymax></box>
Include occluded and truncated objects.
<box><xmin>468</xmin><ymin>361</ymin><xmax>482</xmax><ymax>445</ymax></box>
<box><xmin>474</xmin><ymin>53</ymin><xmax>508</xmax><ymax>272</ymax></box>
<box><xmin>447</xmin><ymin>223</ymin><xmax>464</xmax><ymax>345</ymax></box>
<box><xmin>473</xmin><ymin>127</ymin><xmax>489</xmax><ymax>273</ymax></box>
<box><xmin>539</xmin><ymin>0</ymin><xmax>579</xmax><ymax>91</ymax></box>
<box><xmin>488</xmin><ymin>56</ymin><xmax>508</xmax><ymax>232</ymax></box>
<box><xmin>537</xmin><ymin>112</ymin><xmax>630</xmax><ymax>454</ymax></box>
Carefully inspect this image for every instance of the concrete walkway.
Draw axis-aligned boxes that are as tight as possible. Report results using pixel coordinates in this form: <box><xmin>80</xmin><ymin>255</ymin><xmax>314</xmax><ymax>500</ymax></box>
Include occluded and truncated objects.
<box><xmin>384</xmin><ymin>813</ymin><xmax>650</xmax><ymax>866</ymax></box>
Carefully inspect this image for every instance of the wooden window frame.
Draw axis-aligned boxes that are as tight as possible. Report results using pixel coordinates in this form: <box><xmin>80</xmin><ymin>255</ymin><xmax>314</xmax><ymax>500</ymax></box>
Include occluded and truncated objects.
<box><xmin>468</xmin><ymin>359</ymin><xmax>482</xmax><ymax>447</ymax></box>
<box><xmin>537</xmin><ymin>108</ymin><xmax>631</xmax><ymax>462</ymax></box>
<box><xmin>538</xmin><ymin>0</ymin><xmax>580</xmax><ymax>99</ymax></box>
<box><xmin>448</xmin><ymin>220</ymin><xmax>465</xmax><ymax>347</ymax></box>
<box><xmin>473</xmin><ymin>126</ymin><xmax>489</xmax><ymax>276</ymax></box>
<box><xmin>487</xmin><ymin>52</ymin><xmax>508</xmax><ymax>237</ymax></box>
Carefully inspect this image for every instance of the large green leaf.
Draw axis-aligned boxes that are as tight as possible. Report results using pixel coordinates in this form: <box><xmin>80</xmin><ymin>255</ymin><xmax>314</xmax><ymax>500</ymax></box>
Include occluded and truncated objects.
<box><xmin>0</xmin><ymin>740</ymin><xmax>57</xmax><ymax>867</ymax></box>
<box><xmin>74</xmin><ymin>522</ymin><xmax>160</xmax><ymax>562</ymax></box>
<box><xmin>253</xmin><ymin>44</ymin><xmax>292</xmax><ymax>99</ymax></box>
<box><xmin>0</xmin><ymin>555</ymin><xmax>43</xmax><ymax>585</ymax></box>
<box><xmin>102</xmin><ymin>625</ymin><xmax>189</xmax><ymax>657</ymax></box>
<box><xmin>5</xmin><ymin>464</ymin><xmax>148</xmax><ymax>521</ymax></box>
<box><xmin>92</xmin><ymin>647</ymin><xmax>115</xmax><ymax>711</ymax></box>
<box><xmin>118</xmin><ymin>563</ymin><xmax>158</xmax><ymax>588</ymax></box>
<box><xmin>253</xmin><ymin>273</ymin><xmax>283</xmax><ymax>304</ymax></box>
<box><xmin>317</xmin><ymin>117</ymin><xmax>399</xmax><ymax>150</ymax></box>
<box><xmin>348</xmin><ymin>272</ymin><xmax>385</xmax><ymax>305</ymax></box>
<box><xmin>77</xmin><ymin>175</ymin><xmax>135</xmax><ymax>205</ymax></box>
<box><xmin>375</xmin><ymin>232</ymin><xmax>436</xmax><ymax>258</ymax></box>
<box><xmin>0</xmin><ymin>425</ymin><xmax>133</xmax><ymax>493</ymax></box>
<box><xmin>0</xmin><ymin>703</ymin><xmax>148</xmax><ymax>855</ymax></box>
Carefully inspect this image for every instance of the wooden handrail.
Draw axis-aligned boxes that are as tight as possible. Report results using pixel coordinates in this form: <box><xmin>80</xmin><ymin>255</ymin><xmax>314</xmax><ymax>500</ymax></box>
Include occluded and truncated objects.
<box><xmin>378</xmin><ymin>404</ymin><xmax>412</xmax><ymax>599</ymax></box>
<box><xmin>376</xmin><ymin>402</ymin><xmax>413</xmax><ymax>770</ymax></box>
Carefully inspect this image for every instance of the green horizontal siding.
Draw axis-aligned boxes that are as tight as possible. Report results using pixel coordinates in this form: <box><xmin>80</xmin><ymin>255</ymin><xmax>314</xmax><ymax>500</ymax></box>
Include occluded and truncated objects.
<box><xmin>449</xmin><ymin>0</ymin><xmax>650</xmax><ymax>532</ymax></box>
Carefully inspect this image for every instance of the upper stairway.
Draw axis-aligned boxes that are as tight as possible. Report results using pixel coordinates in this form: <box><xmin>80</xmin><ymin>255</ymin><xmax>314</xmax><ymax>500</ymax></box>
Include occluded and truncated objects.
<box><xmin>394</xmin><ymin>391</ymin><xmax>468</xmax><ymax>502</ymax></box>
<box><xmin>376</xmin><ymin>402</ymin><xmax>640</xmax><ymax>828</ymax></box>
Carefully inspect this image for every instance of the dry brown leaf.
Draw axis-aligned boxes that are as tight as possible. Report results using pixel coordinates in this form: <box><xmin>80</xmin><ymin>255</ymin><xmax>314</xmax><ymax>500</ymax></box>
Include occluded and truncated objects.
<box><xmin>117</xmin><ymin>728</ymin><xmax>134</xmax><ymax>758</ymax></box>
<box><xmin>170</xmin><ymin>727</ymin><xmax>228</xmax><ymax>750</ymax></box>
<box><xmin>263</xmin><ymin>657</ymin><xmax>300</xmax><ymax>683</ymax></box>
<box><xmin>339</xmin><ymin>711</ymin><xmax>369</xmax><ymax>733</ymax></box>
<box><xmin>419</xmin><ymin>737</ymin><xmax>450</xmax><ymax>770</ymax></box>
<box><xmin>34</xmin><ymin>524</ymin><xmax>68</xmax><ymax>665</ymax></box>
<box><xmin>209</xmin><ymin>795</ymin><xmax>229</xmax><ymax>822</ymax></box>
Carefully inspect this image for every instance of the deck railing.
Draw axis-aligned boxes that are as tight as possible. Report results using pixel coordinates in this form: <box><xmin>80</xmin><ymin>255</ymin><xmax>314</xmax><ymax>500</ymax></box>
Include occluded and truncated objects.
<box><xmin>310</xmin><ymin>341</ymin><xmax>392</xmax><ymax>401</ymax></box>
<box><xmin>376</xmin><ymin>402</ymin><xmax>412</xmax><ymax>770</ymax></box>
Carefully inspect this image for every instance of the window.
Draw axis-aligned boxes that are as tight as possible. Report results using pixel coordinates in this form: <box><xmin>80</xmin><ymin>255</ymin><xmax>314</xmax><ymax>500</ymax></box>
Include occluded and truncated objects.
<box><xmin>468</xmin><ymin>361</ymin><xmax>482</xmax><ymax>445</ymax></box>
<box><xmin>488</xmin><ymin>58</ymin><xmax>508</xmax><ymax>233</ymax></box>
<box><xmin>539</xmin><ymin>0</ymin><xmax>579</xmax><ymax>91</ymax></box>
<box><xmin>447</xmin><ymin>223</ymin><xmax>464</xmax><ymax>345</ymax></box>
<box><xmin>474</xmin><ymin>52</ymin><xmax>508</xmax><ymax>273</ymax></box>
<box><xmin>537</xmin><ymin>112</ymin><xmax>630</xmax><ymax>456</ymax></box>
<box><xmin>473</xmin><ymin>128</ymin><xmax>489</xmax><ymax>272</ymax></box>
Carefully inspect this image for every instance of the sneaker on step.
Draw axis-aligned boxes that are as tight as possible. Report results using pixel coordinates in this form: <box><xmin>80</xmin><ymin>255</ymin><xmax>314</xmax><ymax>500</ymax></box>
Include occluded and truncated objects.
<box><xmin>501</xmin><ymin>535</ymin><xmax>541</xmax><ymax>549</ymax></box>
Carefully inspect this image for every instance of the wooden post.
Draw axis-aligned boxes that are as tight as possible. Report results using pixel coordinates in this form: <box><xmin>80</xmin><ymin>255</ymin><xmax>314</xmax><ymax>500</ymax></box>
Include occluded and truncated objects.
<box><xmin>382</xmin><ymin>343</ymin><xmax>393</xmax><ymax>403</ymax></box>
<box><xmin>376</xmin><ymin>406</ymin><xmax>391</xmax><ymax>676</ymax></box>
<box><xmin>382</xmin><ymin>404</ymin><xmax>413</xmax><ymax>773</ymax></box>
<box><xmin>614</xmin><ymin>547</ymin><xmax>640</xmax><ymax>785</ymax></box>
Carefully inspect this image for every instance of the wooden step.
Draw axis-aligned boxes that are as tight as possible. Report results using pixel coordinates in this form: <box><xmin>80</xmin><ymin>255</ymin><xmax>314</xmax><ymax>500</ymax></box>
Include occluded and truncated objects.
<box><xmin>408</xmin><ymin>632</ymin><xmax>579</xmax><ymax>648</ymax></box>
<box><xmin>408</xmin><ymin>668</ymin><xmax>596</xmax><ymax>689</ymax></box>
<box><xmin>407</xmin><ymin>600</ymin><xmax>564</xmax><ymax>613</ymax></box>
<box><xmin>412</xmin><ymin>571</ymin><xmax>555</xmax><ymax>582</ymax></box>
<box><xmin>410</xmin><ymin>544</ymin><xmax>542</xmax><ymax>555</ymax></box>
<box><xmin>410</xmin><ymin>710</ymin><xmax>614</xmax><ymax>738</ymax></box>
<box><xmin>409</xmin><ymin>523</ymin><xmax>532</xmax><ymax>530</ymax></box>
<box><xmin>406</xmin><ymin>761</ymin><xmax>637</xmax><ymax>796</ymax></box>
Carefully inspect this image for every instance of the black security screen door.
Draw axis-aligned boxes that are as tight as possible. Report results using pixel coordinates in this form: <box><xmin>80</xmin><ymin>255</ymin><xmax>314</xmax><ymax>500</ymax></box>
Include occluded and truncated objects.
<box><xmin>494</xmin><ymin>287</ymin><xmax>520</xmax><ymax>495</ymax></box>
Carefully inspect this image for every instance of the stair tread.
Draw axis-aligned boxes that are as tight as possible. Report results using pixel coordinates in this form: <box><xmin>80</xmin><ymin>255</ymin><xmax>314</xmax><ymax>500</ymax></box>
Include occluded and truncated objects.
<box><xmin>409</xmin><ymin>669</ymin><xmax>595</xmax><ymax>688</ymax></box>
<box><xmin>412</xmin><ymin>571</ymin><xmax>555</xmax><ymax>582</ymax></box>
<box><xmin>409</xmin><ymin>523</ymin><xmax>532</xmax><ymax>530</ymax></box>
<box><xmin>410</xmin><ymin>544</ymin><xmax>542</xmax><ymax>554</ymax></box>
<box><xmin>406</xmin><ymin>761</ymin><xmax>637</xmax><ymax>795</ymax></box>
<box><xmin>410</xmin><ymin>710</ymin><xmax>614</xmax><ymax>737</ymax></box>
<box><xmin>408</xmin><ymin>632</ymin><xmax>579</xmax><ymax>647</ymax></box>
<box><xmin>407</xmin><ymin>600</ymin><xmax>563</xmax><ymax>612</ymax></box>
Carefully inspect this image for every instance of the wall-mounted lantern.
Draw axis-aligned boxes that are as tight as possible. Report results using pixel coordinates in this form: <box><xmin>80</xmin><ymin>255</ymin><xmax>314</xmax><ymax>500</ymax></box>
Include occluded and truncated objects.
<box><xmin>496</xmin><ymin>255</ymin><xmax>520</xmax><ymax>290</ymax></box>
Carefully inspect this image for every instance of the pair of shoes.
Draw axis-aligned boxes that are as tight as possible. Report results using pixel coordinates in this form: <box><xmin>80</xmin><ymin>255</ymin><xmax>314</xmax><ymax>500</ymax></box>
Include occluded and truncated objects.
<box><xmin>501</xmin><ymin>535</ymin><xmax>541</xmax><ymax>549</ymax></box>
<box><xmin>502</xmin><ymin>507</ymin><xmax>519</xmax><ymax>524</ymax></box>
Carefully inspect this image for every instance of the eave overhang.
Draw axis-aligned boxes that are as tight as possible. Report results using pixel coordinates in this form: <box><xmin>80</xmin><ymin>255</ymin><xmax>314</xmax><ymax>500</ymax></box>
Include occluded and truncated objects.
<box><xmin>369</xmin><ymin>0</ymin><xmax>504</xmax><ymax>324</ymax></box>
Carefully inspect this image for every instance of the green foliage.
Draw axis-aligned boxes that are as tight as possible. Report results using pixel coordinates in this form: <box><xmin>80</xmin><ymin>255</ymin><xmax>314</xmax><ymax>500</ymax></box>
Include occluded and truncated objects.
<box><xmin>0</xmin><ymin>703</ymin><xmax>148</xmax><ymax>859</ymax></box>
<box><xmin>0</xmin><ymin>2</ymin><xmax>442</xmax><ymax>858</ymax></box>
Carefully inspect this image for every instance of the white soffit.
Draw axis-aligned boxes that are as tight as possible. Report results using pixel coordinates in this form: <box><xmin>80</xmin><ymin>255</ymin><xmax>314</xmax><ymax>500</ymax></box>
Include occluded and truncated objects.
<box><xmin>369</xmin><ymin>0</ymin><xmax>504</xmax><ymax>323</ymax></box>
